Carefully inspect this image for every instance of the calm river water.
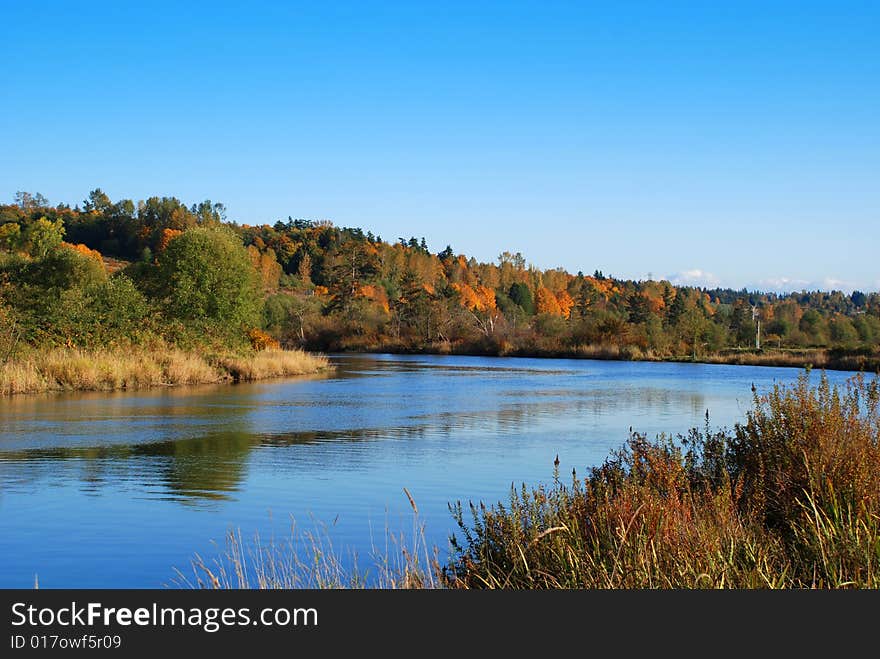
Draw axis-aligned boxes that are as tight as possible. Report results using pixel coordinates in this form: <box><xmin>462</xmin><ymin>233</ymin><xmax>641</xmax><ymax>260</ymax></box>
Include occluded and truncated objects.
<box><xmin>0</xmin><ymin>354</ymin><xmax>855</xmax><ymax>587</ymax></box>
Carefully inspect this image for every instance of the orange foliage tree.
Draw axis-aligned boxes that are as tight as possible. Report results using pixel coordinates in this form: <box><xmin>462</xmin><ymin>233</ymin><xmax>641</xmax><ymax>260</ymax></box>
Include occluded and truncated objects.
<box><xmin>157</xmin><ymin>228</ymin><xmax>183</xmax><ymax>252</ymax></box>
<box><xmin>452</xmin><ymin>283</ymin><xmax>497</xmax><ymax>312</ymax></box>
<box><xmin>556</xmin><ymin>290</ymin><xmax>574</xmax><ymax>319</ymax></box>
<box><xmin>536</xmin><ymin>287</ymin><xmax>562</xmax><ymax>315</ymax></box>
<box><xmin>358</xmin><ymin>284</ymin><xmax>391</xmax><ymax>314</ymax></box>
<box><xmin>62</xmin><ymin>242</ymin><xmax>104</xmax><ymax>267</ymax></box>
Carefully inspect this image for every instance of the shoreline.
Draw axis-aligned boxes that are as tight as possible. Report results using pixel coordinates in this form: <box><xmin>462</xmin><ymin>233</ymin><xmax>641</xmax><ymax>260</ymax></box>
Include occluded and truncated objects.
<box><xmin>0</xmin><ymin>347</ymin><xmax>331</xmax><ymax>396</ymax></box>
<box><xmin>322</xmin><ymin>343</ymin><xmax>880</xmax><ymax>373</ymax></box>
<box><xmin>3</xmin><ymin>342</ymin><xmax>876</xmax><ymax>397</ymax></box>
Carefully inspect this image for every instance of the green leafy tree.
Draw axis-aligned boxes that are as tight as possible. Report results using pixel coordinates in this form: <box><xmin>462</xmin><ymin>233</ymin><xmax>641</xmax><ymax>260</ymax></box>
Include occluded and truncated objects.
<box><xmin>730</xmin><ymin>300</ymin><xmax>755</xmax><ymax>347</ymax></box>
<box><xmin>1</xmin><ymin>247</ymin><xmax>107</xmax><ymax>345</ymax></box>
<box><xmin>14</xmin><ymin>191</ymin><xmax>49</xmax><ymax>210</ymax></box>
<box><xmin>680</xmin><ymin>308</ymin><xmax>709</xmax><ymax>359</ymax></box>
<box><xmin>829</xmin><ymin>316</ymin><xmax>859</xmax><ymax>347</ymax></box>
<box><xmin>799</xmin><ymin>309</ymin><xmax>828</xmax><ymax>346</ymax></box>
<box><xmin>157</xmin><ymin>227</ymin><xmax>260</xmax><ymax>330</ymax></box>
<box><xmin>83</xmin><ymin>188</ymin><xmax>112</xmax><ymax>213</ymax></box>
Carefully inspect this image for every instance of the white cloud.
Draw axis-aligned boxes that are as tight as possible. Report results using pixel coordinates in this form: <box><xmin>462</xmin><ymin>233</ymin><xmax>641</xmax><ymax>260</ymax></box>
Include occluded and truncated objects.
<box><xmin>756</xmin><ymin>277</ymin><xmax>811</xmax><ymax>292</ymax></box>
<box><xmin>821</xmin><ymin>277</ymin><xmax>856</xmax><ymax>291</ymax></box>
<box><xmin>753</xmin><ymin>276</ymin><xmax>871</xmax><ymax>294</ymax></box>
<box><xmin>668</xmin><ymin>269</ymin><xmax>721</xmax><ymax>288</ymax></box>
<box><xmin>665</xmin><ymin>272</ymin><xmax>878</xmax><ymax>293</ymax></box>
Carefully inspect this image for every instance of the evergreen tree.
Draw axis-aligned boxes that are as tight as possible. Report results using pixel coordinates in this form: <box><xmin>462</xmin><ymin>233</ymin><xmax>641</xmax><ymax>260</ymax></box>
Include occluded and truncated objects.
<box><xmin>666</xmin><ymin>289</ymin><xmax>686</xmax><ymax>326</ymax></box>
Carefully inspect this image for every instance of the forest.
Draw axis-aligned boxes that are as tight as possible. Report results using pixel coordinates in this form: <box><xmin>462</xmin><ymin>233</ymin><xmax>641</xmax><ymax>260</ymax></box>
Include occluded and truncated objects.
<box><xmin>2</xmin><ymin>189</ymin><xmax>879</xmax><ymax>375</ymax></box>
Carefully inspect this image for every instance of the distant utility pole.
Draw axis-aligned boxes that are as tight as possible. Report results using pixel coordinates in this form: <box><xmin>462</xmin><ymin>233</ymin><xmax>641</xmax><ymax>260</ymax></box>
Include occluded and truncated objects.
<box><xmin>751</xmin><ymin>305</ymin><xmax>761</xmax><ymax>350</ymax></box>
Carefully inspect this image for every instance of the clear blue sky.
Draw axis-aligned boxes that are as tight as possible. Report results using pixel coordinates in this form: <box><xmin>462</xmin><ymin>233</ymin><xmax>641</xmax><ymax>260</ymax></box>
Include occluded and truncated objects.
<box><xmin>2</xmin><ymin>1</ymin><xmax>878</xmax><ymax>292</ymax></box>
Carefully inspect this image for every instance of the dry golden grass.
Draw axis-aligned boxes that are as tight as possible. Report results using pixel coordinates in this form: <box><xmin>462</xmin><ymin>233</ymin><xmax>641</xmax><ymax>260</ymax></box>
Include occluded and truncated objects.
<box><xmin>0</xmin><ymin>360</ymin><xmax>45</xmax><ymax>396</ymax></box>
<box><xmin>159</xmin><ymin>349</ymin><xmax>219</xmax><ymax>385</ymax></box>
<box><xmin>218</xmin><ymin>348</ymin><xmax>329</xmax><ymax>382</ymax></box>
<box><xmin>0</xmin><ymin>347</ymin><xmax>329</xmax><ymax>395</ymax></box>
<box><xmin>702</xmin><ymin>349</ymin><xmax>828</xmax><ymax>368</ymax></box>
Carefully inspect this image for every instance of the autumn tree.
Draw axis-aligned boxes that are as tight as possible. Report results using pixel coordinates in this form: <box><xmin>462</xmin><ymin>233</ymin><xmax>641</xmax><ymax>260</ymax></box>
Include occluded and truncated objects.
<box><xmin>535</xmin><ymin>287</ymin><xmax>562</xmax><ymax>316</ymax></box>
<box><xmin>0</xmin><ymin>223</ymin><xmax>21</xmax><ymax>251</ymax></box>
<box><xmin>296</xmin><ymin>252</ymin><xmax>313</xmax><ymax>287</ymax></box>
<box><xmin>247</xmin><ymin>245</ymin><xmax>282</xmax><ymax>291</ymax></box>
<box><xmin>556</xmin><ymin>289</ymin><xmax>574</xmax><ymax>319</ymax></box>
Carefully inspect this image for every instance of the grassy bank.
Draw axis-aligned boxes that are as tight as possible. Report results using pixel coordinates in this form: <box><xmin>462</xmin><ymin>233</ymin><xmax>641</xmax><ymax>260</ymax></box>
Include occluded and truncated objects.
<box><xmin>326</xmin><ymin>339</ymin><xmax>880</xmax><ymax>373</ymax></box>
<box><xmin>183</xmin><ymin>372</ymin><xmax>880</xmax><ymax>589</ymax></box>
<box><xmin>0</xmin><ymin>346</ymin><xmax>330</xmax><ymax>396</ymax></box>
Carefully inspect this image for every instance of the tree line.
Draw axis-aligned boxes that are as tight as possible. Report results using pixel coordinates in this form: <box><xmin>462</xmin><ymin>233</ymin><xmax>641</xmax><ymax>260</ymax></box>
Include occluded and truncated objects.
<box><xmin>2</xmin><ymin>189</ymin><xmax>879</xmax><ymax>361</ymax></box>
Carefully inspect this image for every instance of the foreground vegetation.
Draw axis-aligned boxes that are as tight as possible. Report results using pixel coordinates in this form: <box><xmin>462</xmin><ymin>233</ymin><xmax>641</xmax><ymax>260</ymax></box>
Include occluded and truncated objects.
<box><xmin>445</xmin><ymin>373</ymin><xmax>879</xmax><ymax>588</ymax></box>
<box><xmin>2</xmin><ymin>190</ymin><xmax>879</xmax><ymax>384</ymax></box>
<box><xmin>183</xmin><ymin>373</ymin><xmax>879</xmax><ymax>589</ymax></box>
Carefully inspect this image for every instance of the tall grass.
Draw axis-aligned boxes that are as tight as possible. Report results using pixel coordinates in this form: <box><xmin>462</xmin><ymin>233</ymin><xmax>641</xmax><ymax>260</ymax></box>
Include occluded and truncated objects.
<box><xmin>218</xmin><ymin>349</ymin><xmax>329</xmax><ymax>382</ymax></box>
<box><xmin>444</xmin><ymin>373</ymin><xmax>880</xmax><ymax>588</ymax></box>
<box><xmin>701</xmin><ymin>348</ymin><xmax>880</xmax><ymax>371</ymax></box>
<box><xmin>176</xmin><ymin>491</ymin><xmax>438</xmax><ymax>589</ymax></box>
<box><xmin>0</xmin><ymin>346</ymin><xmax>329</xmax><ymax>395</ymax></box>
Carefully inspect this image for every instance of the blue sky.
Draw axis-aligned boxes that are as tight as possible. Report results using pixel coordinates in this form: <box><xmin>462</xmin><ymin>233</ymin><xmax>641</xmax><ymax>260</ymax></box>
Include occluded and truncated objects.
<box><xmin>2</xmin><ymin>1</ymin><xmax>878</xmax><ymax>292</ymax></box>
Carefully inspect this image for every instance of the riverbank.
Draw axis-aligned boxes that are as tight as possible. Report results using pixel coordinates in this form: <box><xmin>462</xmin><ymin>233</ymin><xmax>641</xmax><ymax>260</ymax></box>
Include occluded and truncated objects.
<box><xmin>0</xmin><ymin>346</ymin><xmax>330</xmax><ymax>396</ymax></box>
<box><xmin>319</xmin><ymin>340</ymin><xmax>880</xmax><ymax>373</ymax></box>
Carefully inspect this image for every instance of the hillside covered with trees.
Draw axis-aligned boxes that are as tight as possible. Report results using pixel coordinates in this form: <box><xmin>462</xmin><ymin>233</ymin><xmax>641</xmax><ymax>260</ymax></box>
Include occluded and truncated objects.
<box><xmin>2</xmin><ymin>189</ymin><xmax>879</xmax><ymax>379</ymax></box>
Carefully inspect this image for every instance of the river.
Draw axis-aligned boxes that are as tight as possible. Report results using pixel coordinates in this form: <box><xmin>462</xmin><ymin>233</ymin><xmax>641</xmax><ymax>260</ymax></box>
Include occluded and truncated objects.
<box><xmin>0</xmin><ymin>354</ymin><xmax>855</xmax><ymax>587</ymax></box>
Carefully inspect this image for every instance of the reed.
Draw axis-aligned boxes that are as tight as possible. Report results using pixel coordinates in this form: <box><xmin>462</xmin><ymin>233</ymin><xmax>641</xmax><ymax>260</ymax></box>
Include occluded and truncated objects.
<box><xmin>217</xmin><ymin>348</ymin><xmax>330</xmax><ymax>382</ymax></box>
<box><xmin>0</xmin><ymin>346</ymin><xmax>329</xmax><ymax>395</ymax></box>
<box><xmin>175</xmin><ymin>499</ymin><xmax>439</xmax><ymax>590</ymax></box>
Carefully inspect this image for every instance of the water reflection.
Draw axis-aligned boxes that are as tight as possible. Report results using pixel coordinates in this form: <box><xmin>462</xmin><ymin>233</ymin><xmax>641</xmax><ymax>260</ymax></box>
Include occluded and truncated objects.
<box><xmin>0</xmin><ymin>358</ymin><xmax>768</xmax><ymax>506</ymax></box>
<box><xmin>0</xmin><ymin>354</ymin><xmax>856</xmax><ymax>587</ymax></box>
